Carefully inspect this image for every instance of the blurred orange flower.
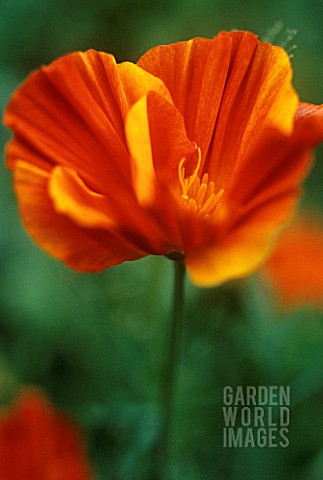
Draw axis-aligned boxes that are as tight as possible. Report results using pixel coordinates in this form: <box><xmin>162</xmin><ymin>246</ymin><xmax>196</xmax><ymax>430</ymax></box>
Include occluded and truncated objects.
<box><xmin>261</xmin><ymin>214</ymin><xmax>323</xmax><ymax>309</ymax></box>
<box><xmin>4</xmin><ymin>31</ymin><xmax>323</xmax><ymax>286</ymax></box>
<box><xmin>0</xmin><ymin>389</ymin><xmax>93</xmax><ymax>480</ymax></box>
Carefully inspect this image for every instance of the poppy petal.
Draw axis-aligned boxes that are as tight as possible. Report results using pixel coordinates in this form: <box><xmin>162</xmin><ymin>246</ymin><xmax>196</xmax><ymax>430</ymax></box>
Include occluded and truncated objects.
<box><xmin>215</xmin><ymin>102</ymin><xmax>323</xmax><ymax>285</ymax></box>
<box><xmin>4</xmin><ymin>50</ymin><xmax>171</xmax><ymax>196</ymax></box>
<box><xmin>5</xmin><ymin>51</ymin><xmax>129</xmax><ymax>191</ymax></box>
<box><xmin>294</xmin><ymin>102</ymin><xmax>323</xmax><ymax>145</ymax></box>
<box><xmin>0</xmin><ymin>389</ymin><xmax>93</xmax><ymax>480</ymax></box>
<box><xmin>125</xmin><ymin>95</ymin><xmax>156</xmax><ymax>205</ymax></box>
<box><xmin>206</xmin><ymin>32</ymin><xmax>298</xmax><ymax>188</ymax></box>
<box><xmin>262</xmin><ymin>214</ymin><xmax>323</xmax><ymax>309</ymax></box>
<box><xmin>186</xmin><ymin>232</ymin><xmax>269</xmax><ymax>287</ymax></box>
<box><xmin>48</xmin><ymin>161</ymin><xmax>174</xmax><ymax>255</ymax></box>
<box><xmin>49</xmin><ymin>166</ymin><xmax>115</xmax><ymax>229</ymax></box>
<box><xmin>14</xmin><ymin>161</ymin><xmax>145</xmax><ymax>271</ymax></box>
<box><xmin>226</xmin><ymin>101</ymin><xmax>323</xmax><ymax>212</ymax></box>
<box><xmin>125</xmin><ymin>91</ymin><xmax>196</xmax><ymax>204</ymax></box>
<box><xmin>138</xmin><ymin>31</ymin><xmax>298</xmax><ymax>187</ymax></box>
<box><xmin>138</xmin><ymin>34</ymin><xmax>232</xmax><ymax>161</ymax></box>
<box><xmin>186</xmin><ymin>186</ymin><xmax>298</xmax><ymax>286</ymax></box>
<box><xmin>146</xmin><ymin>92</ymin><xmax>197</xmax><ymax>180</ymax></box>
<box><xmin>116</xmin><ymin>61</ymin><xmax>172</xmax><ymax>115</ymax></box>
<box><xmin>190</xmin><ymin>138</ymin><xmax>315</xmax><ymax>286</ymax></box>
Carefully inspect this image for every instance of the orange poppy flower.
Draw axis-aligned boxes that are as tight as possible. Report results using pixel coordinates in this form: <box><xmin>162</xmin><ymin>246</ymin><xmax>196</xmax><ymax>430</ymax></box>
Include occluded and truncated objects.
<box><xmin>4</xmin><ymin>31</ymin><xmax>323</xmax><ymax>286</ymax></box>
<box><xmin>261</xmin><ymin>214</ymin><xmax>323</xmax><ymax>309</ymax></box>
<box><xmin>0</xmin><ymin>389</ymin><xmax>93</xmax><ymax>480</ymax></box>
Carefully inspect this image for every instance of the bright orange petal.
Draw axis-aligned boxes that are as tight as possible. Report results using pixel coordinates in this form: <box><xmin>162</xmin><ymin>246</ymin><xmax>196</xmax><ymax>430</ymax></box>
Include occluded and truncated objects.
<box><xmin>49</xmin><ymin>162</ymin><xmax>176</xmax><ymax>254</ymax></box>
<box><xmin>125</xmin><ymin>95</ymin><xmax>156</xmax><ymax>205</ymax></box>
<box><xmin>125</xmin><ymin>91</ymin><xmax>196</xmax><ymax>204</ymax></box>
<box><xmin>138</xmin><ymin>31</ymin><xmax>298</xmax><ymax>187</ymax></box>
<box><xmin>116</xmin><ymin>61</ymin><xmax>172</xmax><ymax>116</ymax></box>
<box><xmin>294</xmin><ymin>102</ymin><xmax>323</xmax><ymax>145</ymax></box>
<box><xmin>16</xmin><ymin>159</ymin><xmax>182</xmax><ymax>265</ymax></box>
<box><xmin>14</xmin><ymin>161</ymin><xmax>146</xmax><ymax>271</ymax></box>
<box><xmin>4</xmin><ymin>50</ymin><xmax>180</xmax><ymax>266</ymax></box>
<box><xmin>5</xmin><ymin>51</ymin><xmax>128</xmax><ymax>191</ymax></box>
<box><xmin>4</xmin><ymin>50</ymin><xmax>171</xmax><ymax>195</ymax></box>
<box><xmin>206</xmin><ymin>32</ymin><xmax>298</xmax><ymax>188</ymax></box>
<box><xmin>146</xmin><ymin>92</ymin><xmax>197</xmax><ymax>181</ymax></box>
<box><xmin>0</xmin><ymin>389</ymin><xmax>92</xmax><ymax>480</ymax></box>
<box><xmin>262</xmin><ymin>214</ymin><xmax>323</xmax><ymax>309</ymax></box>
<box><xmin>199</xmin><ymin>100</ymin><xmax>323</xmax><ymax>287</ymax></box>
<box><xmin>187</xmin><ymin>143</ymin><xmax>312</xmax><ymax>287</ymax></box>
<box><xmin>186</xmin><ymin>230</ymin><xmax>270</xmax><ymax>287</ymax></box>
<box><xmin>138</xmin><ymin>34</ymin><xmax>232</xmax><ymax>161</ymax></box>
<box><xmin>185</xmin><ymin>187</ymin><xmax>296</xmax><ymax>286</ymax></box>
<box><xmin>49</xmin><ymin>166</ymin><xmax>116</xmax><ymax>229</ymax></box>
<box><xmin>226</xmin><ymin>100</ymin><xmax>323</xmax><ymax>212</ymax></box>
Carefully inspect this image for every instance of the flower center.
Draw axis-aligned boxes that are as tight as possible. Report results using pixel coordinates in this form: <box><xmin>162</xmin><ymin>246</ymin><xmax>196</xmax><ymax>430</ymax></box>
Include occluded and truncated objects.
<box><xmin>178</xmin><ymin>148</ymin><xmax>224</xmax><ymax>220</ymax></box>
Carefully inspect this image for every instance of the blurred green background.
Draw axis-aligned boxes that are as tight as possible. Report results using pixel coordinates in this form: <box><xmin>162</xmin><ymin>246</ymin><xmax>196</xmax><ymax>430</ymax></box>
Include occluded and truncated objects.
<box><xmin>0</xmin><ymin>1</ymin><xmax>322</xmax><ymax>479</ymax></box>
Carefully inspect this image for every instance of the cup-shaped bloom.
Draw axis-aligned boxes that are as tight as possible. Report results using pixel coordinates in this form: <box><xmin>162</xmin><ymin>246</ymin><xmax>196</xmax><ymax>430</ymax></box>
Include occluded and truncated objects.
<box><xmin>262</xmin><ymin>214</ymin><xmax>323</xmax><ymax>309</ymax></box>
<box><xmin>0</xmin><ymin>389</ymin><xmax>92</xmax><ymax>479</ymax></box>
<box><xmin>4</xmin><ymin>31</ymin><xmax>323</xmax><ymax>286</ymax></box>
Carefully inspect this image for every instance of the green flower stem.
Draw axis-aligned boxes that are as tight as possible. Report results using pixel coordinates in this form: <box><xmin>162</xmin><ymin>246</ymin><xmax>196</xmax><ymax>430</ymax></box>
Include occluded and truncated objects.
<box><xmin>154</xmin><ymin>259</ymin><xmax>186</xmax><ymax>479</ymax></box>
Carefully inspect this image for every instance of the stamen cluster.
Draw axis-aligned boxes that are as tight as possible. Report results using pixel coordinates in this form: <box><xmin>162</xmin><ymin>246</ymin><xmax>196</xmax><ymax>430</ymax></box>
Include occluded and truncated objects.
<box><xmin>178</xmin><ymin>149</ymin><xmax>223</xmax><ymax>219</ymax></box>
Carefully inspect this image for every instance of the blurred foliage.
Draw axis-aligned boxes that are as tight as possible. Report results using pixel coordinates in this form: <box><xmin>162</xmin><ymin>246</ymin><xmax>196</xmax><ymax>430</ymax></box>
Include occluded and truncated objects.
<box><xmin>0</xmin><ymin>1</ymin><xmax>322</xmax><ymax>479</ymax></box>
